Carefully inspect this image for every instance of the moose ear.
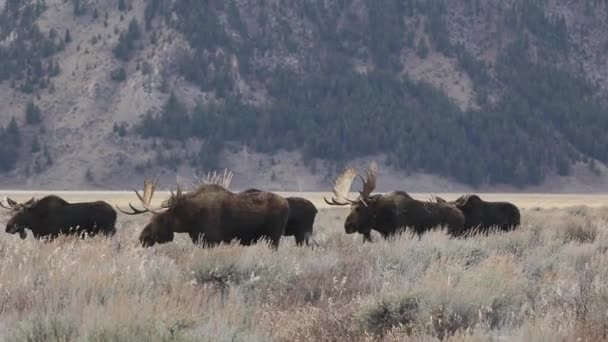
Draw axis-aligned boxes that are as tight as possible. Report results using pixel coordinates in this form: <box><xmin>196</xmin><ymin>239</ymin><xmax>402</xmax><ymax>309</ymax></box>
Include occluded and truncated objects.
<box><xmin>23</xmin><ymin>198</ymin><xmax>36</xmax><ymax>206</ymax></box>
<box><xmin>456</xmin><ymin>194</ymin><xmax>469</xmax><ymax>203</ymax></box>
<box><xmin>468</xmin><ymin>195</ymin><xmax>481</xmax><ymax>204</ymax></box>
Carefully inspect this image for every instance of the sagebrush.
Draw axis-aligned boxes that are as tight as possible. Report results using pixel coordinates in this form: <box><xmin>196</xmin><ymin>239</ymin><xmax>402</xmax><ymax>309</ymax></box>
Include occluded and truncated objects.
<box><xmin>1</xmin><ymin>207</ymin><xmax>608</xmax><ymax>341</ymax></box>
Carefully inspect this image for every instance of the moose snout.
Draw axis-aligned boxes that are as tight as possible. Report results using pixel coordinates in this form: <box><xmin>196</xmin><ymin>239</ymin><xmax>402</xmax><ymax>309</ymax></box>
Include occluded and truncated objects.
<box><xmin>6</xmin><ymin>224</ymin><xmax>26</xmax><ymax>239</ymax></box>
<box><xmin>139</xmin><ymin>231</ymin><xmax>155</xmax><ymax>247</ymax></box>
<box><xmin>6</xmin><ymin>224</ymin><xmax>18</xmax><ymax>234</ymax></box>
<box><xmin>344</xmin><ymin>221</ymin><xmax>357</xmax><ymax>234</ymax></box>
<box><xmin>140</xmin><ymin>235</ymin><xmax>156</xmax><ymax>247</ymax></box>
<box><xmin>139</xmin><ymin>226</ymin><xmax>157</xmax><ymax>247</ymax></box>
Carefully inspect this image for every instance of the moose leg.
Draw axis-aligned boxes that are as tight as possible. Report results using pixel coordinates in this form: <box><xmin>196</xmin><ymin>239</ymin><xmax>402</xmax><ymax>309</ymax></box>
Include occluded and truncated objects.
<box><xmin>267</xmin><ymin>227</ymin><xmax>283</xmax><ymax>251</ymax></box>
<box><xmin>102</xmin><ymin>224</ymin><xmax>117</xmax><ymax>237</ymax></box>
<box><xmin>267</xmin><ymin>211</ymin><xmax>288</xmax><ymax>251</ymax></box>
<box><xmin>380</xmin><ymin>232</ymin><xmax>394</xmax><ymax>240</ymax></box>
<box><xmin>362</xmin><ymin>232</ymin><xmax>373</xmax><ymax>243</ymax></box>
<box><xmin>240</xmin><ymin>237</ymin><xmax>255</xmax><ymax>246</ymax></box>
<box><xmin>269</xmin><ymin>236</ymin><xmax>280</xmax><ymax>250</ymax></box>
<box><xmin>189</xmin><ymin>231</ymin><xmax>205</xmax><ymax>245</ymax></box>
<box><xmin>294</xmin><ymin>229</ymin><xmax>306</xmax><ymax>247</ymax></box>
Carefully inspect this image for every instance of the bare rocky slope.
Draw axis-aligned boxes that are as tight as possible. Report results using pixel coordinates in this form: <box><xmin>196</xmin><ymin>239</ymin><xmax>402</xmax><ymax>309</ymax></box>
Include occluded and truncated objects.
<box><xmin>1</xmin><ymin>0</ymin><xmax>608</xmax><ymax>191</ymax></box>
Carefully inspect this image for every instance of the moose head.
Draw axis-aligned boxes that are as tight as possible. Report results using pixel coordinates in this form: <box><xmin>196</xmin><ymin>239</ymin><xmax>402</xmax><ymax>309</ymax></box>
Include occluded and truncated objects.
<box><xmin>324</xmin><ymin>162</ymin><xmax>379</xmax><ymax>239</ymax></box>
<box><xmin>1</xmin><ymin>197</ymin><xmax>38</xmax><ymax>239</ymax></box>
<box><xmin>117</xmin><ymin>177</ymin><xmax>184</xmax><ymax>247</ymax></box>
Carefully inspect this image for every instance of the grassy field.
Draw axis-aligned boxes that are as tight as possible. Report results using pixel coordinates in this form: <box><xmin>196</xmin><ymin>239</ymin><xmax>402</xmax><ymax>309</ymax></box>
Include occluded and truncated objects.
<box><xmin>1</xmin><ymin>193</ymin><xmax>608</xmax><ymax>341</ymax></box>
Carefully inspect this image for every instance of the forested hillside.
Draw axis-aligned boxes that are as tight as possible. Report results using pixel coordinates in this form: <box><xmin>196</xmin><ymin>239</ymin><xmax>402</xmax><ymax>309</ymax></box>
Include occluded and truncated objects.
<box><xmin>1</xmin><ymin>0</ymin><xmax>608</xmax><ymax>190</ymax></box>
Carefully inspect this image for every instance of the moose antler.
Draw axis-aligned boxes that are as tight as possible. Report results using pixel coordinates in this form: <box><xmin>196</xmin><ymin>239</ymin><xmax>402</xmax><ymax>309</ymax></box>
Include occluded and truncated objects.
<box><xmin>358</xmin><ymin>161</ymin><xmax>377</xmax><ymax>199</ymax></box>
<box><xmin>434</xmin><ymin>195</ymin><xmax>447</xmax><ymax>204</ymax></box>
<box><xmin>158</xmin><ymin>176</ymin><xmax>187</xmax><ymax>209</ymax></box>
<box><xmin>454</xmin><ymin>194</ymin><xmax>472</xmax><ymax>206</ymax></box>
<box><xmin>324</xmin><ymin>167</ymin><xmax>358</xmax><ymax>206</ymax></box>
<box><xmin>117</xmin><ymin>177</ymin><xmax>164</xmax><ymax>215</ymax></box>
<box><xmin>0</xmin><ymin>197</ymin><xmax>35</xmax><ymax>210</ymax></box>
<box><xmin>197</xmin><ymin>169</ymin><xmax>233</xmax><ymax>189</ymax></box>
<box><xmin>0</xmin><ymin>197</ymin><xmax>16</xmax><ymax>210</ymax></box>
<box><xmin>169</xmin><ymin>176</ymin><xmax>184</xmax><ymax>199</ymax></box>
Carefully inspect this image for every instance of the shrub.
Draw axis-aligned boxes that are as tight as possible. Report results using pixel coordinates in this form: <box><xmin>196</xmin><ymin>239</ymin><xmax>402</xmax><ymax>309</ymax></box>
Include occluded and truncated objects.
<box><xmin>363</xmin><ymin>294</ymin><xmax>420</xmax><ymax>336</ymax></box>
<box><xmin>110</xmin><ymin>67</ymin><xmax>127</xmax><ymax>82</ymax></box>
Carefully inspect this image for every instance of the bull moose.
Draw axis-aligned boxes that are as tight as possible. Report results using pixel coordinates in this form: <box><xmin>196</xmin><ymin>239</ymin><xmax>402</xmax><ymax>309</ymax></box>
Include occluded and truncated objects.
<box><xmin>117</xmin><ymin>179</ymin><xmax>290</xmax><ymax>249</ymax></box>
<box><xmin>434</xmin><ymin>194</ymin><xmax>520</xmax><ymax>235</ymax></box>
<box><xmin>324</xmin><ymin>162</ymin><xmax>465</xmax><ymax>241</ymax></box>
<box><xmin>2</xmin><ymin>195</ymin><xmax>117</xmax><ymax>240</ymax></box>
<box><xmin>241</xmin><ymin>189</ymin><xmax>319</xmax><ymax>247</ymax></box>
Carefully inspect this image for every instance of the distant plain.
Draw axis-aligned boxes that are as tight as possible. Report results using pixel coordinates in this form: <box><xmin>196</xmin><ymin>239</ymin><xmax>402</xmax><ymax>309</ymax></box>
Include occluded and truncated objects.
<box><xmin>1</xmin><ymin>191</ymin><xmax>608</xmax><ymax>209</ymax></box>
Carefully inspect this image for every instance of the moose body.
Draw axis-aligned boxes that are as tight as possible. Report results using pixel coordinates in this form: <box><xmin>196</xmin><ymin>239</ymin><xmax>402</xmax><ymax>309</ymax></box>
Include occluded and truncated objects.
<box><xmin>121</xmin><ymin>181</ymin><xmax>290</xmax><ymax>249</ymax></box>
<box><xmin>343</xmin><ymin>191</ymin><xmax>465</xmax><ymax>241</ymax></box>
<box><xmin>4</xmin><ymin>195</ymin><xmax>117</xmax><ymax>240</ymax></box>
<box><xmin>436</xmin><ymin>195</ymin><xmax>520</xmax><ymax>235</ymax></box>
<box><xmin>241</xmin><ymin>189</ymin><xmax>318</xmax><ymax>246</ymax></box>
<box><xmin>284</xmin><ymin>196</ymin><xmax>318</xmax><ymax>246</ymax></box>
<box><xmin>325</xmin><ymin>163</ymin><xmax>464</xmax><ymax>242</ymax></box>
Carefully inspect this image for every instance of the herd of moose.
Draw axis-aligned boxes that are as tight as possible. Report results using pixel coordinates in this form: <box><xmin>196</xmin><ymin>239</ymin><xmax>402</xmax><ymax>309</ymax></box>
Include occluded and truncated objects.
<box><xmin>0</xmin><ymin>162</ymin><xmax>521</xmax><ymax>247</ymax></box>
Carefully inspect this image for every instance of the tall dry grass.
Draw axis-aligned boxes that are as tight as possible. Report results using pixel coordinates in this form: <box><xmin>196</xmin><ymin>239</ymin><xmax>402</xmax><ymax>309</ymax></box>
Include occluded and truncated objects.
<box><xmin>1</xmin><ymin>207</ymin><xmax>608</xmax><ymax>341</ymax></box>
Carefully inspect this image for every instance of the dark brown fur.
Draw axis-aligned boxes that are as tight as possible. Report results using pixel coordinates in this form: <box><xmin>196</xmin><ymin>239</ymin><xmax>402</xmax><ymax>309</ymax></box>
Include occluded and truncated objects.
<box><xmin>140</xmin><ymin>185</ymin><xmax>289</xmax><ymax>249</ymax></box>
<box><xmin>240</xmin><ymin>189</ymin><xmax>319</xmax><ymax>246</ymax></box>
<box><xmin>445</xmin><ymin>195</ymin><xmax>521</xmax><ymax>235</ymax></box>
<box><xmin>345</xmin><ymin>192</ymin><xmax>465</xmax><ymax>242</ymax></box>
<box><xmin>5</xmin><ymin>195</ymin><xmax>117</xmax><ymax>240</ymax></box>
<box><xmin>284</xmin><ymin>197</ymin><xmax>318</xmax><ymax>246</ymax></box>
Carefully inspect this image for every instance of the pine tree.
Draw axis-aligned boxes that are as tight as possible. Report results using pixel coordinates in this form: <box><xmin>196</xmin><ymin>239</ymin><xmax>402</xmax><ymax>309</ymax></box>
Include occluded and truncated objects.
<box><xmin>6</xmin><ymin>117</ymin><xmax>21</xmax><ymax>147</ymax></box>
<box><xmin>43</xmin><ymin>144</ymin><xmax>53</xmax><ymax>165</ymax></box>
<box><xmin>25</xmin><ymin>101</ymin><xmax>42</xmax><ymax>125</ymax></box>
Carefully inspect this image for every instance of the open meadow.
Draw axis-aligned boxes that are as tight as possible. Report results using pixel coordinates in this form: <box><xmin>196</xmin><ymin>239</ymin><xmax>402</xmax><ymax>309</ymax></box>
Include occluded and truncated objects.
<box><xmin>1</xmin><ymin>193</ymin><xmax>608</xmax><ymax>341</ymax></box>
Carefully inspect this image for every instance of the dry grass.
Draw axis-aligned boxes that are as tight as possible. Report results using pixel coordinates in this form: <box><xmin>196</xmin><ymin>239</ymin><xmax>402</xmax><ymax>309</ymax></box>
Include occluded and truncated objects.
<box><xmin>2</xmin><ymin>206</ymin><xmax>608</xmax><ymax>341</ymax></box>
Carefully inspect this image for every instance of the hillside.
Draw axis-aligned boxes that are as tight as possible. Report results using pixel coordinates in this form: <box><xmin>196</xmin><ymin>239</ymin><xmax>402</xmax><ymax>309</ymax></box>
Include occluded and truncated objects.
<box><xmin>1</xmin><ymin>0</ymin><xmax>608</xmax><ymax>191</ymax></box>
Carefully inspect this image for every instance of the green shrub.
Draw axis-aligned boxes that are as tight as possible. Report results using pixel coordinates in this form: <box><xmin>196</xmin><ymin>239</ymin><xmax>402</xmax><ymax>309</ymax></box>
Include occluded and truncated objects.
<box><xmin>363</xmin><ymin>294</ymin><xmax>420</xmax><ymax>336</ymax></box>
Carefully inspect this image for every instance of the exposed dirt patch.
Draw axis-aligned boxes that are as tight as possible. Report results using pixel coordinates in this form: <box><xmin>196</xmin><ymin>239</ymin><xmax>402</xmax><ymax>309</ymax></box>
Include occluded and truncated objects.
<box><xmin>402</xmin><ymin>52</ymin><xmax>477</xmax><ymax>111</ymax></box>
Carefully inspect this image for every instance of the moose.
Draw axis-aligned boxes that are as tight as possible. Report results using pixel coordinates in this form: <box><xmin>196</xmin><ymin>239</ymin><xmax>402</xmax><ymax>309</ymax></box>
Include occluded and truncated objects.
<box><xmin>241</xmin><ymin>189</ymin><xmax>319</xmax><ymax>247</ymax></box>
<box><xmin>324</xmin><ymin>162</ymin><xmax>465</xmax><ymax>241</ymax></box>
<box><xmin>2</xmin><ymin>195</ymin><xmax>117</xmax><ymax>240</ymax></box>
<box><xmin>117</xmin><ymin>179</ymin><xmax>290</xmax><ymax>249</ymax></box>
<box><xmin>434</xmin><ymin>194</ymin><xmax>521</xmax><ymax>235</ymax></box>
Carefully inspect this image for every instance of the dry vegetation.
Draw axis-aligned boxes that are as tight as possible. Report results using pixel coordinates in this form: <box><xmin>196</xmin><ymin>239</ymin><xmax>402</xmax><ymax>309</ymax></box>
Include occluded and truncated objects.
<box><xmin>1</xmin><ymin>206</ymin><xmax>608</xmax><ymax>341</ymax></box>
